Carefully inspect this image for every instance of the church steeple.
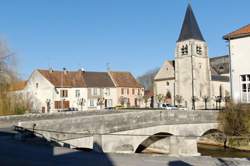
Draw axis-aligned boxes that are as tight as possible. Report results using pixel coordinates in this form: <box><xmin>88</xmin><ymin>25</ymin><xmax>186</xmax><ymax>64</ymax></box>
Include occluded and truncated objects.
<box><xmin>177</xmin><ymin>4</ymin><xmax>205</xmax><ymax>42</ymax></box>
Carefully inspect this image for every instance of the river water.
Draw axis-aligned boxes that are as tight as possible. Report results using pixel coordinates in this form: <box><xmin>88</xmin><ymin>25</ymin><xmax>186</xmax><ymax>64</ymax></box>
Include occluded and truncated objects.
<box><xmin>198</xmin><ymin>143</ymin><xmax>250</xmax><ymax>158</ymax></box>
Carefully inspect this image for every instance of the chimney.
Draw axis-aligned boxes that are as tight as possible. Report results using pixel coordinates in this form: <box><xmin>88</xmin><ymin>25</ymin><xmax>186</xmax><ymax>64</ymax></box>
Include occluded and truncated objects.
<box><xmin>63</xmin><ymin>67</ymin><xmax>67</xmax><ymax>74</ymax></box>
<box><xmin>79</xmin><ymin>68</ymin><xmax>85</xmax><ymax>73</ymax></box>
<box><xmin>49</xmin><ymin>67</ymin><xmax>53</xmax><ymax>73</ymax></box>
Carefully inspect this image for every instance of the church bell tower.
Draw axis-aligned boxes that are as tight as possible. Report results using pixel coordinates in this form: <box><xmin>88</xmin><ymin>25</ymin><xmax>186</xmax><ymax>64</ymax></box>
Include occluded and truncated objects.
<box><xmin>175</xmin><ymin>4</ymin><xmax>211</xmax><ymax>110</ymax></box>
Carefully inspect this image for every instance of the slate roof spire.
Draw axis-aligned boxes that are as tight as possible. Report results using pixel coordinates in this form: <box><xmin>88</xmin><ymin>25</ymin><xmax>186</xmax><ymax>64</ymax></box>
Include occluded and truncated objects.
<box><xmin>177</xmin><ymin>4</ymin><xmax>205</xmax><ymax>42</ymax></box>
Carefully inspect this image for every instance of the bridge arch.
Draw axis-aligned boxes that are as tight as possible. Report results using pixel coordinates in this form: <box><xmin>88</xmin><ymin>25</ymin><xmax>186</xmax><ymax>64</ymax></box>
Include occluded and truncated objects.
<box><xmin>135</xmin><ymin>132</ymin><xmax>173</xmax><ymax>153</ymax></box>
<box><xmin>200</xmin><ymin>128</ymin><xmax>225</xmax><ymax>137</ymax></box>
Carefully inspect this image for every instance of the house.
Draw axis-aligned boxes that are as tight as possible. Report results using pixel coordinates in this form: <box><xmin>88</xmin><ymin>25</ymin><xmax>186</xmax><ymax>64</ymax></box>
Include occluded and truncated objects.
<box><xmin>154</xmin><ymin>4</ymin><xmax>230</xmax><ymax>110</ymax></box>
<box><xmin>84</xmin><ymin>71</ymin><xmax>116</xmax><ymax>110</ymax></box>
<box><xmin>109</xmin><ymin>71</ymin><xmax>144</xmax><ymax>107</ymax></box>
<box><xmin>12</xmin><ymin>68</ymin><xmax>144</xmax><ymax>113</ymax></box>
<box><xmin>224</xmin><ymin>24</ymin><xmax>250</xmax><ymax>103</ymax></box>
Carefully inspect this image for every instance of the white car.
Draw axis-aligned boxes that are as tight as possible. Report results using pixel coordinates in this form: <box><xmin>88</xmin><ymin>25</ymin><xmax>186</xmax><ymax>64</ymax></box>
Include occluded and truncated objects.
<box><xmin>162</xmin><ymin>104</ymin><xmax>177</xmax><ymax>110</ymax></box>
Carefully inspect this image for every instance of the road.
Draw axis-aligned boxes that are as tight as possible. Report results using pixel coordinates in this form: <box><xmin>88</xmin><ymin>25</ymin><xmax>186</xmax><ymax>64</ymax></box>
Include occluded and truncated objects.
<box><xmin>0</xmin><ymin>129</ymin><xmax>250</xmax><ymax>166</ymax></box>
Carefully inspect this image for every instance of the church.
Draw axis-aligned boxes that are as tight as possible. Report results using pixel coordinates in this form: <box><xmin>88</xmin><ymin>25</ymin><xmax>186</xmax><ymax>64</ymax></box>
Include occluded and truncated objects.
<box><xmin>154</xmin><ymin>4</ymin><xmax>230</xmax><ymax>110</ymax></box>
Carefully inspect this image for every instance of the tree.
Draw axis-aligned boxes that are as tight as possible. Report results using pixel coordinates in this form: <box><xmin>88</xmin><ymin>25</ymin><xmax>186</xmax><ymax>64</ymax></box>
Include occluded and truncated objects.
<box><xmin>191</xmin><ymin>96</ymin><xmax>199</xmax><ymax>110</ymax></box>
<box><xmin>143</xmin><ymin>95</ymin><xmax>149</xmax><ymax>107</ymax></box>
<box><xmin>0</xmin><ymin>40</ymin><xmax>27</xmax><ymax>115</ymax></box>
<box><xmin>137</xmin><ymin>68</ymin><xmax>159</xmax><ymax>90</ymax></box>
<box><xmin>202</xmin><ymin>96</ymin><xmax>210</xmax><ymax>110</ymax></box>
<box><xmin>175</xmin><ymin>95</ymin><xmax>183</xmax><ymax>107</ymax></box>
<box><xmin>215</xmin><ymin>96</ymin><xmax>222</xmax><ymax>110</ymax></box>
<box><xmin>218</xmin><ymin>103</ymin><xmax>249</xmax><ymax>136</ymax></box>
<box><xmin>97</xmin><ymin>97</ymin><xmax>105</xmax><ymax>109</ymax></box>
<box><xmin>155</xmin><ymin>94</ymin><xmax>164</xmax><ymax>108</ymax></box>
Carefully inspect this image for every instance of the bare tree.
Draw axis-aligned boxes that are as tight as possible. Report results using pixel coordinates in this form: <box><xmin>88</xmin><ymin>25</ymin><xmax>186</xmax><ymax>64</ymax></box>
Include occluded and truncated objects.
<box><xmin>175</xmin><ymin>95</ymin><xmax>183</xmax><ymax>107</ymax></box>
<box><xmin>137</xmin><ymin>68</ymin><xmax>159</xmax><ymax>90</ymax></box>
<box><xmin>155</xmin><ymin>94</ymin><xmax>164</xmax><ymax>108</ymax></box>
<box><xmin>97</xmin><ymin>97</ymin><xmax>105</xmax><ymax>109</ymax></box>
<box><xmin>191</xmin><ymin>96</ymin><xmax>199</xmax><ymax>110</ymax></box>
<box><xmin>0</xmin><ymin>40</ymin><xmax>23</xmax><ymax>115</ymax></box>
<box><xmin>202</xmin><ymin>96</ymin><xmax>210</xmax><ymax>110</ymax></box>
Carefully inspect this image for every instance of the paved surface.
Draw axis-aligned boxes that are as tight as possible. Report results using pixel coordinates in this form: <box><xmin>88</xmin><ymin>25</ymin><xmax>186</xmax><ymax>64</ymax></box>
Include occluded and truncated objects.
<box><xmin>1</xmin><ymin>131</ymin><xmax>250</xmax><ymax>166</ymax></box>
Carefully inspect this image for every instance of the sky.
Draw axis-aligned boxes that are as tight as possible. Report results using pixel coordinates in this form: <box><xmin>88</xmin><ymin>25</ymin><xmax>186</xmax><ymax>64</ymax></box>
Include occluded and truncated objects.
<box><xmin>0</xmin><ymin>0</ymin><xmax>249</xmax><ymax>79</ymax></box>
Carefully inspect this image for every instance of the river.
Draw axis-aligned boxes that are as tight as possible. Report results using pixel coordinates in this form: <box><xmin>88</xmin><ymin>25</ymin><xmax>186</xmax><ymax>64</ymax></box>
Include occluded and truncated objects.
<box><xmin>198</xmin><ymin>143</ymin><xmax>250</xmax><ymax>158</ymax></box>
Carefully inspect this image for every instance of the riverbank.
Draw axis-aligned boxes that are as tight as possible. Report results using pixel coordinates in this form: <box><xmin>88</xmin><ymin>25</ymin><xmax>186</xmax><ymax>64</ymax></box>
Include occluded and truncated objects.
<box><xmin>198</xmin><ymin>134</ymin><xmax>250</xmax><ymax>152</ymax></box>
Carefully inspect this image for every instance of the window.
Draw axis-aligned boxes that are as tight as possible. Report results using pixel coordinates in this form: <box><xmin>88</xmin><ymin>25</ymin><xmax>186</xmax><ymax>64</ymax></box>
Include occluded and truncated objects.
<box><xmin>132</xmin><ymin>89</ymin><xmax>135</xmax><ymax>95</ymax></box>
<box><xmin>75</xmin><ymin>90</ymin><xmax>80</xmax><ymax>97</ymax></box>
<box><xmin>107</xmin><ymin>99</ymin><xmax>113</xmax><ymax>107</ymax></box>
<box><xmin>89</xmin><ymin>99</ymin><xmax>95</xmax><ymax>107</ymax></box>
<box><xmin>242</xmin><ymin>84</ymin><xmax>247</xmax><ymax>92</ymax></box>
<box><xmin>93</xmin><ymin>88</ymin><xmax>98</xmax><ymax>96</ymax></box>
<box><xmin>105</xmin><ymin>88</ymin><xmax>110</xmax><ymax>96</ymax></box>
<box><xmin>196</xmin><ymin>46</ymin><xmax>202</xmax><ymax>55</ymax></box>
<box><xmin>60</xmin><ymin>90</ymin><xmax>68</xmax><ymax>98</ymax></box>
<box><xmin>121</xmin><ymin>88</ymin><xmax>124</xmax><ymax>95</ymax></box>
<box><xmin>241</xmin><ymin>75</ymin><xmax>246</xmax><ymax>81</ymax></box>
<box><xmin>137</xmin><ymin>89</ymin><xmax>140</xmax><ymax>95</ymax></box>
<box><xmin>240</xmin><ymin>74</ymin><xmax>250</xmax><ymax>103</ymax></box>
<box><xmin>166</xmin><ymin>82</ymin><xmax>169</xmax><ymax>86</ymax></box>
<box><xmin>36</xmin><ymin>83</ymin><xmax>39</xmax><ymax>88</ymax></box>
<box><xmin>127</xmin><ymin>89</ymin><xmax>129</xmax><ymax>95</ymax></box>
<box><xmin>181</xmin><ymin>45</ymin><xmax>188</xmax><ymax>55</ymax></box>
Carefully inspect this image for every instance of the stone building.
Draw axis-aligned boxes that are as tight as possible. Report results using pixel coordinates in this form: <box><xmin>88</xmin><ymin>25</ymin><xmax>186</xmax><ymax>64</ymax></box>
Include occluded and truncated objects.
<box><xmin>154</xmin><ymin>4</ymin><xmax>230</xmax><ymax>110</ymax></box>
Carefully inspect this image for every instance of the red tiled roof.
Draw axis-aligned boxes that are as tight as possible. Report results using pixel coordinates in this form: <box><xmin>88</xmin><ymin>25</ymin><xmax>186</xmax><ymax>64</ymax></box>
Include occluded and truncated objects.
<box><xmin>38</xmin><ymin>69</ymin><xmax>86</xmax><ymax>88</ymax></box>
<box><xmin>109</xmin><ymin>71</ymin><xmax>143</xmax><ymax>88</ymax></box>
<box><xmin>224</xmin><ymin>24</ymin><xmax>250</xmax><ymax>40</ymax></box>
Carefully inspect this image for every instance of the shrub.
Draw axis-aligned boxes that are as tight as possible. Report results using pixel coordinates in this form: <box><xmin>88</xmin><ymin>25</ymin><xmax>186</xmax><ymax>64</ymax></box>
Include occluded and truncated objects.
<box><xmin>218</xmin><ymin>103</ymin><xmax>250</xmax><ymax>136</ymax></box>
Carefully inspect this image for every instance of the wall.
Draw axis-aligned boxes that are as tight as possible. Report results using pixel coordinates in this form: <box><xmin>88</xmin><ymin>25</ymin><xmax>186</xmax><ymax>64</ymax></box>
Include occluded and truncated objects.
<box><xmin>116</xmin><ymin>87</ymin><xmax>144</xmax><ymax>107</ymax></box>
<box><xmin>17</xmin><ymin>110</ymin><xmax>219</xmax><ymax>142</ymax></box>
<box><xmin>175</xmin><ymin>39</ymin><xmax>211</xmax><ymax>109</ymax></box>
<box><xmin>230</xmin><ymin>36</ymin><xmax>250</xmax><ymax>103</ymax></box>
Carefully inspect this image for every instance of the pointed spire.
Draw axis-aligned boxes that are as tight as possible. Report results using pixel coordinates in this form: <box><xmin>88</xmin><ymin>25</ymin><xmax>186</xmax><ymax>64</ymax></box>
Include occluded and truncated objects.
<box><xmin>177</xmin><ymin>4</ymin><xmax>205</xmax><ymax>42</ymax></box>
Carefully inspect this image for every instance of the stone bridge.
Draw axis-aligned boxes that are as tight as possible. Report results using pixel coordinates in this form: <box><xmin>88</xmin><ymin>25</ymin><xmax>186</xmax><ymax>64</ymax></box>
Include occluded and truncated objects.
<box><xmin>17</xmin><ymin>109</ymin><xmax>219</xmax><ymax>156</ymax></box>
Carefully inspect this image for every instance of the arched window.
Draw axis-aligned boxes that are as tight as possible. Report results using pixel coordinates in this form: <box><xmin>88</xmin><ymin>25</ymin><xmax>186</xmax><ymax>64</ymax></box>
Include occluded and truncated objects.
<box><xmin>181</xmin><ymin>45</ymin><xmax>188</xmax><ymax>55</ymax></box>
<box><xmin>196</xmin><ymin>45</ymin><xmax>202</xmax><ymax>55</ymax></box>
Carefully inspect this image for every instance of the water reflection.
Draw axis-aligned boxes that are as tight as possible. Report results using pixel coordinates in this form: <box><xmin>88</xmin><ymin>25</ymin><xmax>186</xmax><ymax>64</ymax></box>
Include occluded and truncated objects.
<box><xmin>198</xmin><ymin>143</ymin><xmax>250</xmax><ymax>158</ymax></box>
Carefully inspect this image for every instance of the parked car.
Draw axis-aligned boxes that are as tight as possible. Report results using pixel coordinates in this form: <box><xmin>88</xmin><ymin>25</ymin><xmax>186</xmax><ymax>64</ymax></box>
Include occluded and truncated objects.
<box><xmin>162</xmin><ymin>104</ymin><xmax>177</xmax><ymax>110</ymax></box>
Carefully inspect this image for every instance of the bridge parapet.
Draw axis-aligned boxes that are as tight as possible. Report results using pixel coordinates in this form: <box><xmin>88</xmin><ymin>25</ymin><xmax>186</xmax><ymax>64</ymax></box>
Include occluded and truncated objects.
<box><xmin>17</xmin><ymin>110</ymin><xmax>219</xmax><ymax>141</ymax></box>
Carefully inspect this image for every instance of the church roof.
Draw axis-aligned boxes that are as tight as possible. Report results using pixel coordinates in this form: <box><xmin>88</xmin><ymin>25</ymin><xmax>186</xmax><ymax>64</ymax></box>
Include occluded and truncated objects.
<box><xmin>224</xmin><ymin>24</ymin><xmax>250</xmax><ymax>40</ymax></box>
<box><xmin>210</xmin><ymin>55</ymin><xmax>229</xmax><ymax>75</ymax></box>
<box><xmin>177</xmin><ymin>4</ymin><xmax>205</xmax><ymax>42</ymax></box>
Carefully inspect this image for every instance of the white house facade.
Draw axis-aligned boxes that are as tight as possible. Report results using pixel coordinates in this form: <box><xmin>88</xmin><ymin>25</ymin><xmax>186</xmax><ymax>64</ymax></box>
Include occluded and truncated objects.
<box><xmin>12</xmin><ymin>69</ymin><xmax>144</xmax><ymax>113</ymax></box>
<box><xmin>224</xmin><ymin>25</ymin><xmax>250</xmax><ymax>103</ymax></box>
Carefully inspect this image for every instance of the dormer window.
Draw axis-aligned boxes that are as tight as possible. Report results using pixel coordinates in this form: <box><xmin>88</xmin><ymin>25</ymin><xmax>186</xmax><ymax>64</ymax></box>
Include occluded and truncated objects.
<box><xmin>181</xmin><ymin>45</ymin><xmax>188</xmax><ymax>55</ymax></box>
<box><xmin>196</xmin><ymin>46</ymin><xmax>202</xmax><ymax>55</ymax></box>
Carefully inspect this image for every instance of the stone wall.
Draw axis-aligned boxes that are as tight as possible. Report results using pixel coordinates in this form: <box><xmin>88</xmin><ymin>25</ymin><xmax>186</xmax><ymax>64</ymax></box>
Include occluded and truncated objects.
<box><xmin>16</xmin><ymin>110</ymin><xmax>219</xmax><ymax>141</ymax></box>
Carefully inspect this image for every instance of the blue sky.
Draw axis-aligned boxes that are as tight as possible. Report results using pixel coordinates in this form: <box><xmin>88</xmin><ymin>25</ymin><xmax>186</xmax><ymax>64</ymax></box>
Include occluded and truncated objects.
<box><xmin>0</xmin><ymin>0</ymin><xmax>249</xmax><ymax>79</ymax></box>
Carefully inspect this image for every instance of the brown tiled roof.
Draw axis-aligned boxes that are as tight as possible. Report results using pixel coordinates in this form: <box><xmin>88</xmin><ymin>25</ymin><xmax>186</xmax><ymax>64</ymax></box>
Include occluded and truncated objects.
<box><xmin>144</xmin><ymin>90</ymin><xmax>154</xmax><ymax>97</ymax></box>
<box><xmin>84</xmin><ymin>72</ymin><xmax>115</xmax><ymax>87</ymax></box>
<box><xmin>38</xmin><ymin>69</ymin><xmax>86</xmax><ymax>88</ymax></box>
<box><xmin>9</xmin><ymin>81</ymin><xmax>27</xmax><ymax>91</ymax></box>
<box><xmin>109</xmin><ymin>71</ymin><xmax>143</xmax><ymax>88</ymax></box>
<box><xmin>224</xmin><ymin>24</ymin><xmax>250</xmax><ymax>40</ymax></box>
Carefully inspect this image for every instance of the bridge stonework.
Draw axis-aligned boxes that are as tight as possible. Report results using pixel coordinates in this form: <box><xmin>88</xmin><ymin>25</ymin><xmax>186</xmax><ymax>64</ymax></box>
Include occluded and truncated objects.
<box><xmin>17</xmin><ymin>110</ymin><xmax>219</xmax><ymax>156</ymax></box>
